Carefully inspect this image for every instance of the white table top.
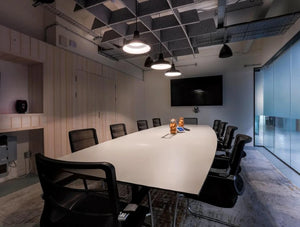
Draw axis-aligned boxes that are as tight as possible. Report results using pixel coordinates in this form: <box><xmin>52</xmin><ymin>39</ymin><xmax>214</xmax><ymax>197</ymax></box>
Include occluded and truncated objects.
<box><xmin>59</xmin><ymin>125</ymin><xmax>217</xmax><ymax>195</ymax></box>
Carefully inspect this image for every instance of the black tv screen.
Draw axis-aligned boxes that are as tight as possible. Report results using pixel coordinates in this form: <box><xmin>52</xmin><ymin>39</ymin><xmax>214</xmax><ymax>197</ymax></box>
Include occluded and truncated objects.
<box><xmin>171</xmin><ymin>75</ymin><xmax>223</xmax><ymax>106</ymax></box>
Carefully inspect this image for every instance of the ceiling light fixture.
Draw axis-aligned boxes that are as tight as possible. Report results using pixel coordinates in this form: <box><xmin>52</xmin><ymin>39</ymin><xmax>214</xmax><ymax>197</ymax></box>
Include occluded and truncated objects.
<box><xmin>219</xmin><ymin>44</ymin><xmax>233</xmax><ymax>58</ymax></box>
<box><xmin>151</xmin><ymin>53</ymin><xmax>171</xmax><ymax>70</ymax></box>
<box><xmin>122</xmin><ymin>0</ymin><xmax>150</xmax><ymax>55</ymax></box>
<box><xmin>151</xmin><ymin>13</ymin><xmax>171</xmax><ymax>70</ymax></box>
<box><xmin>165</xmin><ymin>62</ymin><xmax>181</xmax><ymax>77</ymax></box>
<box><xmin>144</xmin><ymin>56</ymin><xmax>153</xmax><ymax>67</ymax></box>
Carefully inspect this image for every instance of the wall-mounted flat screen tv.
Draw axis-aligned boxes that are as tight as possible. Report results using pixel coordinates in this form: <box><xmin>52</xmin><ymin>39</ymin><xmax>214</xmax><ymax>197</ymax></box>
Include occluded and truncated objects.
<box><xmin>171</xmin><ymin>75</ymin><xmax>223</xmax><ymax>106</ymax></box>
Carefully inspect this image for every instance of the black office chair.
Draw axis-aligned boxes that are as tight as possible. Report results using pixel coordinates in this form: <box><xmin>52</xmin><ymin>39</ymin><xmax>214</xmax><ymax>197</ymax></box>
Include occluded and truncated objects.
<box><xmin>137</xmin><ymin>120</ymin><xmax>148</xmax><ymax>131</ymax></box>
<box><xmin>217</xmin><ymin>121</ymin><xmax>228</xmax><ymax>139</ymax></box>
<box><xmin>216</xmin><ymin>125</ymin><xmax>238</xmax><ymax>152</ymax></box>
<box><xmin>211</xmin><ymin>134</ymin><xmax>252</xmax><ymax>173</ymax></box>
<box><xmin>184</xmin><ymin>118</ymin><xmax>198</xmax><ymax>125</ymax></box>
<box><xmin>176</xmin><ymin>134</ymin><xmax>252</xmax><ymax>226</ymax></box>
<box><xmin>212</xmin><ymin>119</ymin><xmax>221</xmax><ymax>134</ymax></box>
<box><xmin>110</xmin><ymin>123</ymin><xmax>127</xmax><ymax>139</ymax></box>
<box><xmin>36</xmin><ymin>153</ymin><xmax>149</xmax><ymax>227</ymax></box>
<box><xmin>69</xmin><ymin>128</ymin><xmax>98</xmax><ymax>153</ymax></box>
<box><xmin>152</xmin><ymin>118</ymin><xmax>161</xmax><ymax>127</ymax></box>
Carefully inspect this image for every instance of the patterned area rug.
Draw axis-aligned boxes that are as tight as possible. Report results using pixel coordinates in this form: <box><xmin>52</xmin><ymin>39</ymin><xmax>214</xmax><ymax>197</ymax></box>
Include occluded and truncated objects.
<box><xmin>0</xmin><ymin>148</ymin><xmax>299</xmax><ymax>227</ymax></box>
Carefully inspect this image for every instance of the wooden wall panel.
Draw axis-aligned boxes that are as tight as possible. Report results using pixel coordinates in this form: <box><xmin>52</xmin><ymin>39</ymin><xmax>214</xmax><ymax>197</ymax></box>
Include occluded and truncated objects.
<box><xmin>115</xmin><ymin>71</ymin><xmax>145</xmax><ymax>134</ymax></box>
<box><xmin>43</xmin><ymin>44</ymin><xmax>55</xmax><ymax>158</ymax></box>
<box><xmin>99</xmin><ymin>76</ymin><xmax>116</xmax><ymax>142</ymax></box>
<box><xmin>38</xmin><ymin>40</ymin><xmax>46</xmax><ymax>62</ymax></box>
<box><xmin>28</xmin><ymin>63</ymin><xmax>43</xmax><ymax>113</ymax></box>
<box><xmin>0</xmin><ymin>25</ymin><xmax>10</xmax><ymax>52</ymax></box>
<box><xmin>133</xmin><ymin>76</ymin><xmax>146</xmax><ymax>121</ymax></box>
<box><xmin>94</xmin><ymin>76</ymin><xmax>102</xmax><ymax>141</ymax></box>
<box><xmin>10</xmin><ymin>30</ymin><xmax>21</xmax><ymax>55</ymax></box>
<box><xmin>20</xmin><ymin>34</ymin><xmax>30</xmax><ymax>57</ymax></box>
<box><xmin>29</xmin><ymin>128</ymin><xmax>44</xmax><ymax>172</ymax></box>
<box><xmin>53</xmin><ymin>47</ymin><xmax>62</xmax><ymax>157</ymax></box>
<box><xmin>65</xmin><ymin>51</ymin><xmax>74</xmax><ymax>154</ymax></box>
<box><xmin>30</xmin><ymin>37</ymin><xmax>39</xmax><ymax>60</ymax></box>
<box><xmin>0</xmin><ymin>25</ymin><xmax>146</xmax><ymax>158</ymax></box>
<box><xmin>59</xmin><ymin>49</ymin><xmax>68</xmax><ymax>157</ymax></box>
<box><xmin>87</xmin><ymin>74</ymin><xmax>97</xmax><ymax>130</ymax></box>
<box><xmin>116</xmin><ymin>71</ymin><xmax>136</xmax><ymax>133</ymax></box>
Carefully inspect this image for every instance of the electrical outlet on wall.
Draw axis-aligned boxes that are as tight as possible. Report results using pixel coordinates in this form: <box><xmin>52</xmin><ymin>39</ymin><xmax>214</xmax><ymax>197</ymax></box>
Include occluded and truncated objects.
<box><xmin>24</xmin><ymin>151</ymin><xmax>32</xmax><ymax>159</ymax></box>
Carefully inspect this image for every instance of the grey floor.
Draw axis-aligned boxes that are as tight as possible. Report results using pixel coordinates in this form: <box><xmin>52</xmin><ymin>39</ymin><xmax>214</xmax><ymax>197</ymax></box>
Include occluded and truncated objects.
<box><xmin>254</xmin><ymin>146</ymin><xmax>300</xmax><ymax>189</ymax></box>
<box><xmin>0</xmin><ymin>174</ymin><xmax>39</xmax><ymax>198</ymax></box>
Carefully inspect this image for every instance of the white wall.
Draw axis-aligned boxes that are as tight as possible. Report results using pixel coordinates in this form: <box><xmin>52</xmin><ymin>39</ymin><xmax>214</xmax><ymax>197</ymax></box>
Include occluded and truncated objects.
<box><xmin>144</xmin><ymin>46</ymin><xmax>261</xmax><ymax>139</ymax></box>
<box><xmin>0</xmin><ymin>0</ymin><xmax>45</xmax><ymax>40</ymax></box>
<box><xmin>261</xmin><ymin>18</ymin><xmax>300</xmax><ymax>64</ymax></box>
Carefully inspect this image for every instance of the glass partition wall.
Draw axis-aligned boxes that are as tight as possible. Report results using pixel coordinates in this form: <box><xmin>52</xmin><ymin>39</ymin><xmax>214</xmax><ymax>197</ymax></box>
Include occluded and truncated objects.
<box><xmin>254</xmin><ymin>34</ymin><xmax>300</xmax><ymax>174</ymax></box>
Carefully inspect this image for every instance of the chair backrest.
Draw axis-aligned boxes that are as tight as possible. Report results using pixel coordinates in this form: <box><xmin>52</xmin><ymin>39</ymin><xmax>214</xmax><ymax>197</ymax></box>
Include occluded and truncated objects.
<box><xmin>152</xmin><ymin>118</ymin><xmax>161</xmax><ymax>127</ymax></box>
<box><xmin>222</xmin><ymin>125</ymin><xmax>238</xmax><ymax>149</ymax></box>
<box><xmin>229</xmin><ymin>134</ymin><xmax>252</xmax><ymax>175</ymax></box>
<box><xmin>69</xmin><ymin>128</ymin><xmax>98</xmax><ymax>153</ymax></box>
<box><xmin>110</xmin><ymin>123</ymin><xmax>127</xmax><ymax>139</ymax></box>
<box><xmin>137</xmin><ymin>120</ymin><xmax>148</xmax><ymax>131</ymax></box>
<box><xmin>212</xmin><ymin>120</ymin><xmax>221</xmax><ymax>133</ymax></box>
<box><xmin>184</xmin><ymin>118</ymin><xmax>198</xmax><ymax>125</ymax></box>
<box><xmin>35</xmin><ymin>153</ymin><xmax>120</xmax><ymax>225</ymax></box>
<box><xmin>217</xmin><ymin>121</ymin><xmax>228</xmax><ymax>139</ymax></box>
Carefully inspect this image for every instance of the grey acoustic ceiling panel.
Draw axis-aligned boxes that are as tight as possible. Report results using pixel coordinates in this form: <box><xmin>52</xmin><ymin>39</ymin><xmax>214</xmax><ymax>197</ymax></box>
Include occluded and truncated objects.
<box><xmin>72</xmin><ymin>0</ymin><xmax>300</xmax><ymax>61</ymax></box>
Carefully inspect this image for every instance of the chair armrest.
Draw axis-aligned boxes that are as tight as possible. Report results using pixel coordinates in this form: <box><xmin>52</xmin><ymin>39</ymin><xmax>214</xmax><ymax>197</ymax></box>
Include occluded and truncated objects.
<box><xmin>215</xmin><ymin>149</ymin><xmax>230</xmax><ymax>157</ymax></box>
<box><xmin>209</xmin><ymin>168</ymin><xmax>230</xmax><ymax>178</ymax></box>
<box><xmin>217</xmin><ymin>147</ymin><xmax>230</xmax><ymax>152</ymax></box>
<box><xmin>119</xmin><ymin>203</ymin><xmax>149</xmax><ymax>225</ymax></box>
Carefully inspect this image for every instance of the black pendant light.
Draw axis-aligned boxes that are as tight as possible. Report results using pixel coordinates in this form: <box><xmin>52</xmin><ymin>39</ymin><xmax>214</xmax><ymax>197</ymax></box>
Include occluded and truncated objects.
<box><xmin>150</xmin><ymin>16</ymin><xmax>170</xmax><ymax>70</ymax></box>
<box><xmin>219</xmin><ymin>44</ymin><xmax>233</xmax><ymax>58</ymax></box>
<box><xmin>164</xmin><ymin>61</ymin><xmax>181</xmax><ymax>77</ymax></box>
<box><xmin>122</xmin><ymin>0</ymin><xmax>151</xmax><ymax>54</ymax></box>
<box><xmin>151</xmin><ymin>53</ymin><xmax>171</xmax><ymax>70</ymax></box>
<box><xmin>144</xmin><ymin>56</ymin><xmax>153</xmax><ymax>67</ymax></box>
<box><xmin>150</xmin><ymin>13</ymin><xmax>171</xmax><ymax>70</ymax></box>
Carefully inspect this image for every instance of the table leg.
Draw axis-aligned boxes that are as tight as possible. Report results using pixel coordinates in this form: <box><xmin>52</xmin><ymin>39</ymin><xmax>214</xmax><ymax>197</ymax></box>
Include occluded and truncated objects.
<box><xmin>148</xmin><ymin>190</ymin><xmax>154</xmax><ymax>227</ymax></box>
<box><xmin>173</xmin><ymin>193</ymin><xmax>180</xmax><ymax>227</ymax></box>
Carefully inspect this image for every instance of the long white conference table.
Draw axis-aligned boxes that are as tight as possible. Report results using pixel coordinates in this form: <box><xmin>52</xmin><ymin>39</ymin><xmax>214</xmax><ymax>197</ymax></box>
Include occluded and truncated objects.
<box><xmin>59</xmin><ymin>125</ymin><xmax>217</xmax><ymax>226</ymax></box>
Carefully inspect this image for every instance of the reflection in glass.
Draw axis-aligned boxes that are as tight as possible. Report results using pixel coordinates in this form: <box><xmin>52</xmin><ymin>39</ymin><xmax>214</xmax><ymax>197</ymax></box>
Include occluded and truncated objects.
<box><xmin>263</xmin><ymin>116</ymin><xmax>274</xmax><ymax>152</ymax></box>
<box><xmin>274</xmin><ymin>117</ymin><xmax>290</xmax><ymax>164</ymax></box>
<box><xmin>291</xmin><ymin>119</ymin><xmax>300</xmax><ymax>172</ymax></box>
<box><xmin>255</xmin><ymin>115</ymin><xmax>264</xmax><ymax>146</ymax></box>
<box><xmin>254</xmin><ymin>37</ymin><xmax>300</xmax><ymax>173</ymax></box>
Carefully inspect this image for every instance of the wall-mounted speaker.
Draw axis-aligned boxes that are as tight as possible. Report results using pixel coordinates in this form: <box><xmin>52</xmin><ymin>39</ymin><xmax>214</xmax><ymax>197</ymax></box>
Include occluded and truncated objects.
<box><xmin>15</xmin><ymin>100</ymin><xmax>28</xmax><ymax>113</ymax></box>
